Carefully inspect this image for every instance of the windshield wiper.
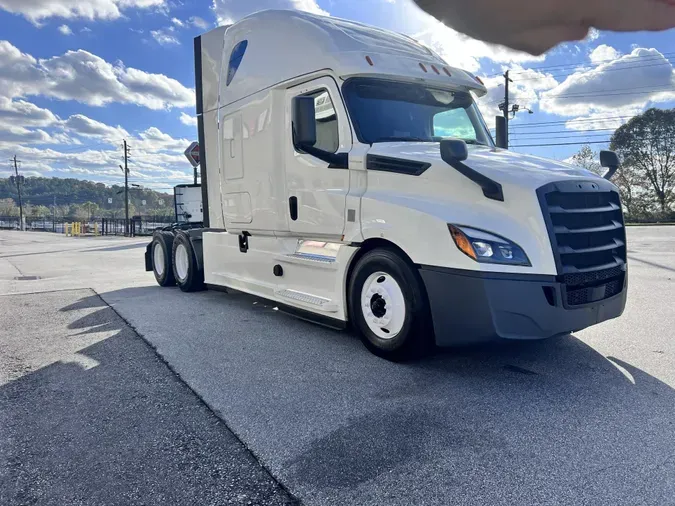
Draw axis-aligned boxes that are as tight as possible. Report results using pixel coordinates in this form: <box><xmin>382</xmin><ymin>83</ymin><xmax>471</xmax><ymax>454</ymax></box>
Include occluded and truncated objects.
<box><xmin>372</xmin><ymin>136</ymin><xmax>432</xmax><ymax>143</ymax></box>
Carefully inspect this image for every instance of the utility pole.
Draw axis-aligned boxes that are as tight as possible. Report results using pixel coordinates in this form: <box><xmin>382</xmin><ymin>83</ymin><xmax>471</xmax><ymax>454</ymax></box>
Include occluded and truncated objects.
<box><xmin>503</xmin><ymin>70</ymin><xmax>511</xmax><ymax>149</ymax></box>
<box><xmin>12</xmin><ymin>155</ymin><xmax>24</xmax><ymax>231</ymax></box>
<box><xmin>53</xmin><ymin>195</ymin><xmax>56</xmax><ymax>233</ymax></box>
<box><xmin>123</xmin><ymin>140</ymin><xmax>129</xmax><ymax>237</ymax></box>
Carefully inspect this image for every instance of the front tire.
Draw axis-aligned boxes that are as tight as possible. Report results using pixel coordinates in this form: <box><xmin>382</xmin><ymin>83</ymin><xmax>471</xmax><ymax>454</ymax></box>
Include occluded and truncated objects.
<box><xmin>348</xmin><ymin>248</ymin><xmax>433</xmax><ymax>361</ymax></box>
<box><xmin>151</xmin><ymin>231</ymin><xmax>175</xmax><ymax>287</ymax></box>
<box><xmin>172</xmin><ymin>232</ymin><xmax>205</xmax><ymax>292</ymax></box>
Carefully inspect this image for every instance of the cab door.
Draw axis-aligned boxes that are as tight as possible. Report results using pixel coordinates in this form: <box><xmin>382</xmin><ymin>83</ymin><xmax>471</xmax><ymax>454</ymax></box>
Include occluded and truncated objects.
<box><xmin>284</xmin><ymin>77</ymin><xmax>352</xmax><ymax>239</ymax></box>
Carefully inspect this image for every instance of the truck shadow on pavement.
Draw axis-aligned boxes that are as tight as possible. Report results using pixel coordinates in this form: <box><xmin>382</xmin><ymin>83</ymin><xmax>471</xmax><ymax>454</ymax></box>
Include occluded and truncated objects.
<box><xmin>0</xmin><ymin>291</ymin><xmax>295</xmax><ymax>506</ymax></box>
<box><xmin>90</xmin><ymin>285</ymin><xmax>675</xmax><ymax>506</ymax></box>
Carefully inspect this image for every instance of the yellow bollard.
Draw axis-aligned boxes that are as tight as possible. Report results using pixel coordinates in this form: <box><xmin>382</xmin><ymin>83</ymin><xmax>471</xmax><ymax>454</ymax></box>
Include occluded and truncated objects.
<box><xmin>94</xmin><ymin>223</ymin><xmax>99</xmax><ymax>236</ymax></box>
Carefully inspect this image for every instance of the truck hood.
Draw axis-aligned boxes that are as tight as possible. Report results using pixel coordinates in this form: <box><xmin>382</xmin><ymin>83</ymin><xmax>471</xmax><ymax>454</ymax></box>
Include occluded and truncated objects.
<box><xmin>367</xmin><ymin>142</ymin><xmax>603</xmax><ymax>189</ymax></box>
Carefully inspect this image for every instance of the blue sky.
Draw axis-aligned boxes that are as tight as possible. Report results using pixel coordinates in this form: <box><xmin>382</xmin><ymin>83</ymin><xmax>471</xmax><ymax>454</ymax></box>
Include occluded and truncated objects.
<box><xmin>0</xmin><ymin>0</ymin><xmax>674</xmax><ymax>193</ymax></box>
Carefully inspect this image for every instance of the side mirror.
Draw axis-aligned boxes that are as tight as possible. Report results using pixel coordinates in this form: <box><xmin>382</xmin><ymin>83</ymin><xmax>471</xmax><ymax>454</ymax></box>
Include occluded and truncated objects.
<box><xmin>495</xmin><ymin>116</ymin><xmax>507</xmax><ymax>149</ymax></box>
<box><xmin>600</xmin><ymin>150</ymin><xmax>619</xmax><ymax>180</ymax></box>
<box><xmin>292</xmin><ymin>96</ymin><xmax>316</xmax><ymax>148</ymax></box>
<box><xmin>440</xmin><ymin>139</ymin><xmax>468</xmax><ymax>163</ymax></box>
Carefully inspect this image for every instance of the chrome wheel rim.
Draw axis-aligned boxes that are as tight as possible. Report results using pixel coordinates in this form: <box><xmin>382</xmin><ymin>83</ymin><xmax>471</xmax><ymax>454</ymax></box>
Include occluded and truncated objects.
<box><xmin>361</xmin><ymin>271</ymin><xmax>406</xmax><ymax>339</ymax></box>
<box><xmin>175</xmin><ymin>243</ymin><xmax>189</xmax><ymax>282</ymax></box>
<box><xmin>153</xmin><ymin>242</ymin><xmax>165</xmax><ymax>277</ymax></box>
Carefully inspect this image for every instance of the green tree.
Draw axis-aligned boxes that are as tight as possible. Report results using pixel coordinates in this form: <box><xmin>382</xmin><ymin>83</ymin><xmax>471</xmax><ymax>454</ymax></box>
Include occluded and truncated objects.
<box><xmin>571</xmin><ymin>144</ymin><xmax>602</xmax><ymax>175</ymax></box>
<box><xmin>610</xmin><ymin>108</ymin><xmax>675</xmax><ymax>214</ymax></box>
<box><xmin>30</xmin><ymin>205</ymin><xmax>51</xmax><ymax>217</ymax></box>
<box><xmin>0</xmin><ymin>198</ymin><xmax>18</xmax><ymax>216</ymax></box>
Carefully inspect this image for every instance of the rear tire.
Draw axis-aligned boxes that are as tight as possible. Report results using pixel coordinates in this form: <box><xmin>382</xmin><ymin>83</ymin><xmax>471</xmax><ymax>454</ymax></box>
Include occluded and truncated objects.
<box><xmin>348</xmin><ymin>248</ymin><xmax>433</xmax><ymax>361</ymax></box>
<box><xmin>172</xmin><ymin>232</ymin><xmax>205</xmax><ymax>292</ymax></box>
<box><xmin>151</xmin><ymin>231</ymin><xmax>175</xmax><ymax>287</ymax></box>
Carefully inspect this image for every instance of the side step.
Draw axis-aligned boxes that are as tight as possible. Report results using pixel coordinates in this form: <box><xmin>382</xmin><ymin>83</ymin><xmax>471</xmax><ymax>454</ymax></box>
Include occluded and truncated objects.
<box><xmin>275</xmin><ymin>252</ymin><xmax>338</xmax><ymax>270</ymax></box>
<box><xmin>275</xmin><ymin>289</ymin><xmax>338</xmax><ymax>313</ymax></box>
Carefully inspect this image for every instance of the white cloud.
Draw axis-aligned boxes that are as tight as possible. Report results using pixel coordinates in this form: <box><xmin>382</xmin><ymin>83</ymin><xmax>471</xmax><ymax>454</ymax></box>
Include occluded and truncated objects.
<box><xmin>179</xmin><ymin>112</ymin><xmax>197</xmax><ymax>126</ymax></box>
<box><xmin>151</xmin><ymin>29</ymin><xmax>180</xmax><ymax>45</ymax></box>
<box><xmin>189</xmin><ymin>16</ymin><xmax>209</xmax><ymax>29</ymax></box>
<box><xmin>0</xmin><ymin>0</ymin><xmax>165</xmax><ymax>24</ymax></box>
<box><xmin>585</xmin><ymin>29</ymin><xmax>600</xmax><ymax>43</ymax></box>
<box><xmin>589</xmin><ymin>44</ymin><xmax>621</xmax><ymax>64</ymax></box>
<box><xmin>58</xmin><ymin>24</ymin><xmax>72</xmax><ymax>35</ymax></box>
<box><xmin>0</xmin><ymin>97</ymin><xmax>58</xmax><ymax>128</ymax></box>
<box><xmin>476</xmin><ymin>64</ymin><xmax>558</xmax><ymax>119</ymax></box>
<box><xmin>63</xmin><ymin>114</ymin><xmax>130</xmax><ymax>142</ymax></box>
<box><xmin>0</xmin><ymin>122</ymin><xmax>195</xmax><ymax>185</ymax></box>
<box><xmin>540</xmin><ymin>48</ymin><xmax>675</xmax><ymax>117</ymax></box>
<box><xmin>0</xmin><ymin>41</ymin><xmax>194</xmax><ymax>109</ymax></box>
<box><xmin>171</xmin><ymin>17</ymin><xmax>184</xmax><ymax>27</ymax></box>
<box><xmin>81</xmin><ymin>26</ymin><xmax>92</xmax><ymax>33</ymax></box>
<box><xmin>564</xmin><ymin>109</ymin><xmax>643</xmax><ymax>131</ymax></box>
<box><xmin>211</xmin><ymin>0</ymin><xmax>328</xmax><ymax>25</ymax></box>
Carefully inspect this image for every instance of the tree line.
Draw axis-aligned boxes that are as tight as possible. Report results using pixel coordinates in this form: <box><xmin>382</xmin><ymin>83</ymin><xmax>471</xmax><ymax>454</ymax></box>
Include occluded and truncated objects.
<box><xmin>0</xmin><ymin>177</ymin><xmax>175</xmax><ymax>220</ymax></box>
<box><xmin>571</xmin><ymin>108</ymin><xmax>675</xmax><ymax>222</ymax></box>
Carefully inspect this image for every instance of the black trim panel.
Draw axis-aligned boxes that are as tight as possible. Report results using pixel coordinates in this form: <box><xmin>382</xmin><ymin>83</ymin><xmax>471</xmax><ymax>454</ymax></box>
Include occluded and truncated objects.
<box><xmin>194</xmin><ymin>35</ymin><xmax>210</xmax><ymax>228</ymax></box>
<box><xmin>366</xmin><ymin>154</ymin><xmax>430</xmax><ymax>175</ymax></box>
<box><xmin>194</xmin><ymin>36</ymin><xmax>203</xmax><ymax>115</ymax></box>
<box><xmin>439</xmin><ymin>145</ymin><xmax>504</xmax><ymax>201</ymax></box>
<box><xmin>419</xmin><ymin>265</ymin><xmax>626</xmax><ymax>346</ymax></box>
<box><xmin>204</xmin><ymin>284</ymin><xmax>347</xmax><ymax>330</ymax></box>
<box><xmin>419</xmin><ymin>265</ymin><xmax>556</xmax><ymax>283</ymax></box>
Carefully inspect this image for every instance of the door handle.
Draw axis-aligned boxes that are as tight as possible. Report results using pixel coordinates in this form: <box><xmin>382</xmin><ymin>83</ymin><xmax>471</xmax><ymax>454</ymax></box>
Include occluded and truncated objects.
<box><xmin>289</xmin><ymin>196</ymin><xmax>298</xmax><ymax>221</ymax></box>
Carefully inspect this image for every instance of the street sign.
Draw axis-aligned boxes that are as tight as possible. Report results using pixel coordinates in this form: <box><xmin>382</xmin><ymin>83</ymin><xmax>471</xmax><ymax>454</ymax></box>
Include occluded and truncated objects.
<box><xmin>158</xmin><ymin>199</ymin><xmax>164</xmax><ymax>206</ymax></box>
<box><xmin>184</xmin><ymin>141</ymin><xmax>200</xmax><ymax>167</ymax></box>
<box><xmin>141</xmin><ymin>200</ymin><xmax>147</xmax><ymax>206</ymax></box>
<box><xmin>108</xmin><ymin>198</ymin><xmax>113</xmax><ymax>204</ymax></box>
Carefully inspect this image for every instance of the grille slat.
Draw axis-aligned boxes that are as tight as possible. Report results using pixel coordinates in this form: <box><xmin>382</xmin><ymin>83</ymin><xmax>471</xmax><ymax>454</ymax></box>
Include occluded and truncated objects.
<box><xmin>553</xmin><ymin>221</ymin><xmax>623</xmax><ymax>235</ymax></box>
<box><xmin>539</xmin><ymin>181</ymin><xmax>627</xmax><ymax>307</ymax></box>
<box><xmin>559</xmin><ymin>238</ymin><xmax>624</xmax><ymax>255</ymax></box>
<box><xmin>548</xmin><ymin>202</ymin><xmax>621</xmax><ymax>214</ymax></box>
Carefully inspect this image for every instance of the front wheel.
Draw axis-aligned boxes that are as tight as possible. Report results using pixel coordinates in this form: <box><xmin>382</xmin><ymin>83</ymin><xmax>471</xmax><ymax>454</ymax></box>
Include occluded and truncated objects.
<box><xmin>348</xmin><ymin>248</ymin><xmax>433</xmax><ymax>361</ymax></box>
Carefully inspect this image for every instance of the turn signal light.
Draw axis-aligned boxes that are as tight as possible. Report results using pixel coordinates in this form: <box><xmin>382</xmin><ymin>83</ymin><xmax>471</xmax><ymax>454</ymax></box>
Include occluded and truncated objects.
<box><xmin>448</xmin><ymin>225</ymin><xmax>476</xmax><ymax>260</ymax></box>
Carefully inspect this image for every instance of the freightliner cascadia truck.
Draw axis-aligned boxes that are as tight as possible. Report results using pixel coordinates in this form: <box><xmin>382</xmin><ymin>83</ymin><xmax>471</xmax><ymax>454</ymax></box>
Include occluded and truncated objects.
<box><xmin>146</xmin><ymin>10</ymin><xmax>627</xmax><ymax>360</ymax></box>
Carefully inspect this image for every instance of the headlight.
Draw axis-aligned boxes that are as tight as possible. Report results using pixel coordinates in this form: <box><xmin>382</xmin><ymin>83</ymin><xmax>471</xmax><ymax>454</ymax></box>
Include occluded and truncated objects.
<box><xmin>448</xmin><ymin>225</ymin><xmax>531</xmax><ymax>266</ymax></box>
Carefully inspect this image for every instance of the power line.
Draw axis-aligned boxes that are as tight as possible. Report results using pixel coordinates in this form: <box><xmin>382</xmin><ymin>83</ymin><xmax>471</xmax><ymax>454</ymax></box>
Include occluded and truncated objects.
<box><xmin>511</xmin><ymin>133</ymin><xmax>613</xmax><ymax>140</ymax></box>
<box><xmin>509</xmin><ymin>51</ymin><xmax>675</xmax><ymax>75</ymax></box>
<box><xmin>511</xmin><ymin>59</ymin><xmax>675</xmax><ymax>82</ymax></box>
<box><xmin>508</xmin><ymin>115</ymin><xmax>635</xmax><ymax>128</ymax></box>
<box><xmin>482</xmin><ymin>83</ymin><xmax>675</xmax><ymax>107</ymax></box>
<box><xmin>507</xmin><ymin>127</ymin><xmax>616</xmax><ymax>135</ymax></box>
<box><xmin>511</xmin><ymin>140</ymin><xmax>613</xmax><ymax>147</ymax></box>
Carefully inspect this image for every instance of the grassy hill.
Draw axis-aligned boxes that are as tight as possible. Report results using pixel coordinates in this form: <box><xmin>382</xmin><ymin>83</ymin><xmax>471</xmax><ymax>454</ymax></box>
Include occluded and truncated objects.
<box><xmin>0</xmin><ymin>177</ymin><xmax>175</xmax><ymax>219</ymax></box>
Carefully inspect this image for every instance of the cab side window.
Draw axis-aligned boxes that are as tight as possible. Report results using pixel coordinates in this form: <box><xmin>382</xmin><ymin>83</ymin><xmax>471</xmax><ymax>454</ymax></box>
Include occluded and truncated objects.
<box><xmin>300</xmin><ymin>89</ymin><xmax>339</xmax><ymax>153</ymax></box>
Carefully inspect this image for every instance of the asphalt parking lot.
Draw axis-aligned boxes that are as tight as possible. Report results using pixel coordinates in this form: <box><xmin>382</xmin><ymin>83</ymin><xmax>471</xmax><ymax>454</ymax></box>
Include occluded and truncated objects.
<box><xmin>1</xmin><ymin>228</ymin><xmax>674</xmax><ymax>505</ymax></box>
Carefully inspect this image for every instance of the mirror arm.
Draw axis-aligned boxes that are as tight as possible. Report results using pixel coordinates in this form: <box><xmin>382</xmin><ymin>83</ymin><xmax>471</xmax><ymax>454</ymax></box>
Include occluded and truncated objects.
<box><xmin>440</xmin><ymin>152</ymin><xmax>504</xmax><ymax>202</ymax></box>
<box><xmin>298</xmin><ymin>143</ymin><xmax>348</xmax><ymax>169</ymax></box>
<box><xmin>603</xmin><ymin>166</ymin><xmax>618</xmax><ymax>180</ymax></box>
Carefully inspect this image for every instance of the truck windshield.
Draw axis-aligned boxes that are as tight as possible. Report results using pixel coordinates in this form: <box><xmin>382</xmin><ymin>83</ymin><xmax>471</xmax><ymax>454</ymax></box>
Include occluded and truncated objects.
<box><xmin>342</xmin><ymin>78</ymin><xmax>493</xmax><ymax>146</ymax></box>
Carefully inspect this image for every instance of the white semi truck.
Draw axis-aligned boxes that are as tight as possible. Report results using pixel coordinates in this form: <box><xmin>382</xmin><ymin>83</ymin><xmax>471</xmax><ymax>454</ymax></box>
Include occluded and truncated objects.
<box><xmin>145</xmin><ymin>10</ymin><xmax>627</xmax><ymax>360</ymax></box>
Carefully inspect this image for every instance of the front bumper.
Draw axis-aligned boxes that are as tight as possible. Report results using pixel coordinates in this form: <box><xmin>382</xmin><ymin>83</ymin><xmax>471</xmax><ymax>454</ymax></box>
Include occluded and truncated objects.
<box><xmin>419</xmin><ymin>266</ymin><xmax>627</xmax><ymax>346</ymax></box>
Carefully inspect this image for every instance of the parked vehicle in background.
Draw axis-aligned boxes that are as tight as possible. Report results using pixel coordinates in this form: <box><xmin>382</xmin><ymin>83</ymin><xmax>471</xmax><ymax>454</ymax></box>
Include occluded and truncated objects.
<box><xmin>146</xmin><ymin>10</ymin><xmax>628</xmax><ymax>360</ymax></box>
